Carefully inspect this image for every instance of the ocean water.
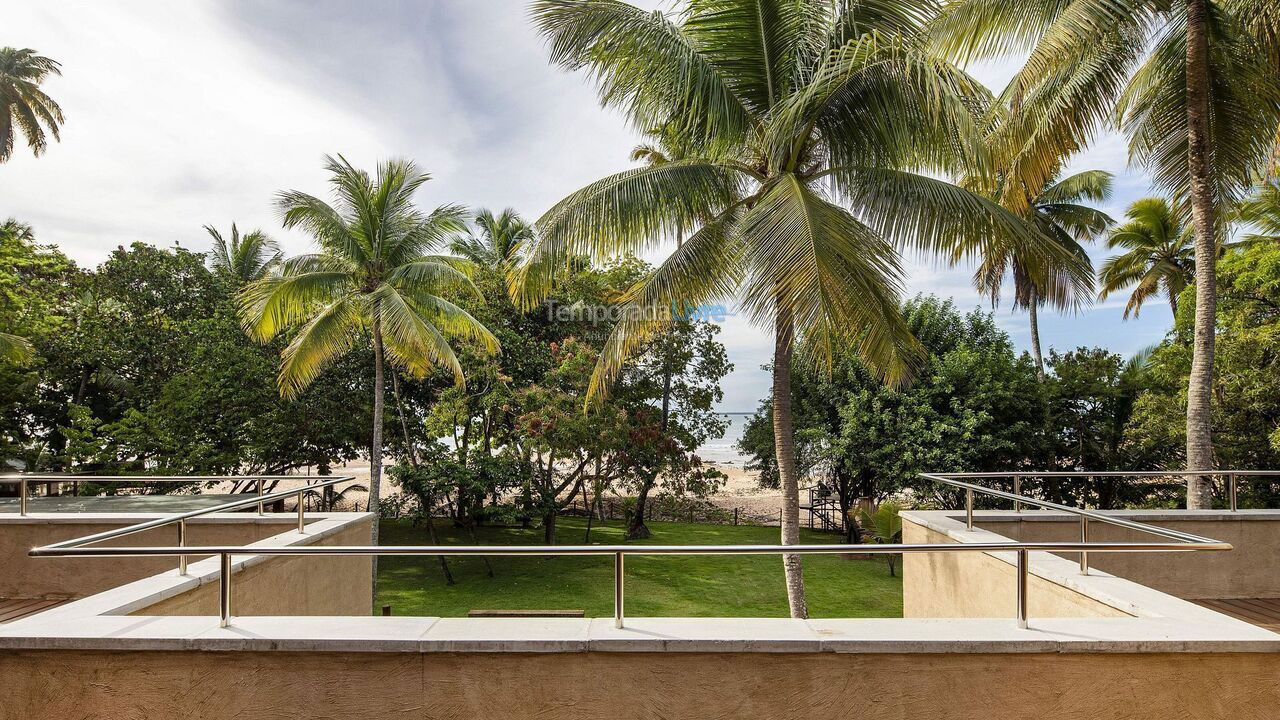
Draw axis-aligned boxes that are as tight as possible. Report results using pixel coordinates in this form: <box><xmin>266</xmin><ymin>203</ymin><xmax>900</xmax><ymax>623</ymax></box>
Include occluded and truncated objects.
<box><xmin>696</xmin><ymin>413</ymin><xmax>753</xmax><ymax>464</ymax></box>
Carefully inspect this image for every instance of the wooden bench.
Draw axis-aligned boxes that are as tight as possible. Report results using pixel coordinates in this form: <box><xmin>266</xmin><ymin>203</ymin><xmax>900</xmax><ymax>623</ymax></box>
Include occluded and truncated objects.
<box><xmin>466</xmin><ymin>609</ymin><xmax>585</xmax><ymax>618</ymax></box>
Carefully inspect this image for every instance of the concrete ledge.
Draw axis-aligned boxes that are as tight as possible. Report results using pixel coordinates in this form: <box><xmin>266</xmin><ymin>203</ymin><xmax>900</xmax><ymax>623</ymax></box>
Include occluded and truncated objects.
<box><xmin>18</xmin><ymin>513</ymin><xmax>370</xmax><ymax>622</ymax></box>
<box><xmin>1</xmin><ymin>615</ymin><xmax>1278</xmax><ymax>654</ymax></box>
<box><xmin>900</xmin><ymin>510</ymin><xmax>1252</xmax><ymax>625</ymax></box>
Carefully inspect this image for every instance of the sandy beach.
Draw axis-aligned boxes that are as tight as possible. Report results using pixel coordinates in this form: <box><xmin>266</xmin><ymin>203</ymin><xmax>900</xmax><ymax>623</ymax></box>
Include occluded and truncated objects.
<box><xmin>308</xmin><ymin>458</ymin><xmax>783</xmax><ymax>519</ymax></box>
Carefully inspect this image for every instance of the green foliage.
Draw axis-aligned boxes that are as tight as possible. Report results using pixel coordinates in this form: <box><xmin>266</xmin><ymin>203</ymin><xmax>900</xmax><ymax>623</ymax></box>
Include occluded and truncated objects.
<box><xmin>1098</xmin><ymin>197</ymin><xmax>1194</xmax><ymax>319</ymax></box>
<box><xmin>858</xmin><ymin>501</ymin><xmax>903</xmax><ymax>576</ymax></box>
<box><xmin>1125</xmin><ymin>239</ymin><xmax>1280</xmax><ymax>502</ymax></box>
<box><xmin>0</xmin><ymin>233</ymin><xmax>370</xmax><ymax>473</ymax></box>
<box><xmin>739</xmin><ymin>296</ymin><xmax>1046</xmax><ymax>507</ymax></box>
<box><xmin>516</xmin><ymin>0</ymin><xmax>1086</xmax><ymax>402</ymax></box>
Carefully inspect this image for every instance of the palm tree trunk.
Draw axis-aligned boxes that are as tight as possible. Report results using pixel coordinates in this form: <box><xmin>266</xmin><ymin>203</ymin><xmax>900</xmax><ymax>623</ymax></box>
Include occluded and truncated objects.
<box><xmin>369</xmin><ymin>311</ymin><xmax>386</xmax><ymax>599</ymax></box>
<box><xmin>1028</xmin><ymin>296</ymin><xmax>1045</xmax><ymax>383</ymax></box>
<box><xmin>1184</xmin><ymin>0</ymin><xmax>1217</xmax><ymax>509</ymax></box>
<box><xmin>772</xmin><ymin>305</ymin><xmax>808</xmax><ymax>619</ymax></box>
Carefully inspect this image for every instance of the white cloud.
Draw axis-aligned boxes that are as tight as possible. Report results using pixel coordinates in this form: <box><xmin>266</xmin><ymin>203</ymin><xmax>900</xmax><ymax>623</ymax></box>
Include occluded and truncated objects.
<box><xmin>1</xmin><ymin>0</ymin><xmax>1175</xmax><ymax>411</ymax></box>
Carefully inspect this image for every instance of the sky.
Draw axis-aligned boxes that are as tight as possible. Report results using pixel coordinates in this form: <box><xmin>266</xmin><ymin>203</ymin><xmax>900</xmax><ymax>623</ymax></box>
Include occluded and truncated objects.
<box><xmin>2</xmin><ymin>0</ymin><xmax>1175</xmax><ymax>412</ymax></box>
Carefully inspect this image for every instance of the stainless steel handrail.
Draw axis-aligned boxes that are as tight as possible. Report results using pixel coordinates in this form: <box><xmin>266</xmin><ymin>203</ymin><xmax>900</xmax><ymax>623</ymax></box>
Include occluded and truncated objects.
<box><xmin>925</xmin><ymin>470</ymin><xmax>1280</xmax><ymax>514</ymax></box>
<box><xmin>0</xmin><ymin>474</ymin><xmax>332</xmax><ymax>516</ymax></box>
<box><xmin>22</xmin><ymin>472</ymin><xmax>1240</xmax><ymax>630</ymax></box>
<box><xmin>20</xmin><ymin>476</ymin><xmax>349</xmax><ymax>577</ymax></box>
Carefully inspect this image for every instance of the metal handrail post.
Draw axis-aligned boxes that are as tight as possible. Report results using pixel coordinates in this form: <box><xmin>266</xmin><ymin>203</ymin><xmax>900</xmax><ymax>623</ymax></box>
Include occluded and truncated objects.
<box><xmin>297</xmin><ymin>489</ymin><xmax>306</xmax><ymax>534</ymax></box>
<box><xmin>614</xmin><ymin>552</ymin><xmax>624</xmax><ymax>629</ymax></box>
<box><xmin>965</xmin><ymin>488</ymin><xmax>974</xmax><ymax>530</ymax></box>
<box><xmin>178</xmin><ymin>519</ymin><xmax>188</xmax><ymax>575</ymax></box>
<box><xmin>1016</xmin><ymin>548</ymin><xmax>1029</xmax><ymax>629</ymax></box>
<box><xmin>256</xmin><ymin>477</ymin><xmax>264</xmax><ymax>515</ymax></box>
<box><xmin>19</xmin><ymin>478</ymin><xmax>27</xmax><ymax>516</ymax></box>
<box><xmin>1013</xmin><ymin>474</ymin><xmax>1021</xmax><ymax>513</ymax></box>
<box><xmin>219</xmin><ymin>553</ymin><xmax>232</xmax><ymax>628</ymax></box>
<box><xmin>1229</xmin><ymin>473</ymin><xmax>1238</xmax><ymax>512</ymax></box>
<box><xmin>1079</xmin><ymin>516</ymin><xmax>1088</xmax><ymax>575</ymax></box>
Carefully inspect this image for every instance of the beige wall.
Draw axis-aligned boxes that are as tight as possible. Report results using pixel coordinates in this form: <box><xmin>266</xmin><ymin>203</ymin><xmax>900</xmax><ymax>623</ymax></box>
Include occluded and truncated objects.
<box><xmin>976</xmin><ymin>514</ymin><xmax>1280</xmax><ymax>600</ymax></box>
<box><xmin>1</xmin><ymin>649</ymin><xmax>1276</xmax><ymax>719</ymax></box>
<box><xmin>135</xmin><ymin>519</ymin><xmax>372</xmax><ymax>617</ymax></box>
<box><xmin>902</xmin><ymin>518</ymin><xmax>1131</xmax><ymax>619</ymax></box>
<box><xmin>0</xmin><ymin>518</ymin><xmax>299</xmax><ymax>599</ymax></box>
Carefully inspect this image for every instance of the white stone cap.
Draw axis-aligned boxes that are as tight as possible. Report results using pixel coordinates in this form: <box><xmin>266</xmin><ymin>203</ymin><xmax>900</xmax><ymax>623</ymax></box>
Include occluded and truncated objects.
<box><xmin>0</xmin><ymin>615</ymin><xmax>1276</xmax><ymax>654</ymax></box>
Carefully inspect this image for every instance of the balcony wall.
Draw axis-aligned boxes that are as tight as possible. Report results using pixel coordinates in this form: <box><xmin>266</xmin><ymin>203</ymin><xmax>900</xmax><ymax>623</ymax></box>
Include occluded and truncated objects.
<box><xmin>971</xmin><ymin>510</ymin><xmax>1280</xmax><ymax>600</ymax></box>
<box><xmin>133</xmin><ymin>515</ymin><xmax>372</xmax><ymax>617</ymax></box>
<box><xmin>1</xmin><ymin>638</ymin><xmax>1278</xmax><ymax>719</ymax></box>
<box><xmin>901</xmin><ymin>513</ymin><xmax>1132</xmax><ymax>619</ymax></box>
<box><xmin>0</xmin><ymin>513</ymin><xmax>309</xmax><ymax>599</ymax></box>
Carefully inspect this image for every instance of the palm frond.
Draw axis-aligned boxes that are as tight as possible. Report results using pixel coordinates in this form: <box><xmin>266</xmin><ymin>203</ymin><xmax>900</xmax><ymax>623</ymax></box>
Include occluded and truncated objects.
<box><xmin>531</xmin><ymin>0</ymin><xmax>754</xmax><ymax>151</ymax></box>
<box><xmin>0</xmin><ymin>331</ymin><xmax>34</xmax><ymax>364</ymax></box>
<box><xmin>738</xmin><ymin>174</ymin><xmax>921</xmax><ymax>386</ymax></box>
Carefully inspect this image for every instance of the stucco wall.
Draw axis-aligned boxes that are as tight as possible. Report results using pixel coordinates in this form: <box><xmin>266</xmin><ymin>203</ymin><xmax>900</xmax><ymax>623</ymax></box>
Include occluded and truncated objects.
<box><xmin>134</xmin><ymin>518</ymin><xmax>372</xmax><ymax>616</ymax></box>
<box><xmin>0</xmin><ymin>516</ymin><xmax>303</xmax><ymax>599</ymax></box>
<box><xmin>902</xmin><ymin>517</ymin><xmax>1131</xmax><ymax>619</ymax></box>
<box><xmin>1</xmin><ymin>648</ymin><xmax>1276</xmax><ymax>720</ymax></box>
<box><xmin>975</xmin><ymin>512</ymin><xmax>1280</xmax><ymax>600</ymax></box>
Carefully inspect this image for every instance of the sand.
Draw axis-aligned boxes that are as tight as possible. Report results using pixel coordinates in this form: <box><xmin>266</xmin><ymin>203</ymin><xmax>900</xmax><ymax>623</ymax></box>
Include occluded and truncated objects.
<box><xmin>249</xmin><ymin>458</ymin><xmax>785</xmax><ymax>519</ymax></box>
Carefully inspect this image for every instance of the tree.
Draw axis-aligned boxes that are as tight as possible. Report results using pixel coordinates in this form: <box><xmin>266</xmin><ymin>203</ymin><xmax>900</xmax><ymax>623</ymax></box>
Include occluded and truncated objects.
<box><xmin>1044</xmin><ymin>347</ymin><xmax>1151</xmax><ymax>507</ymax></box>
<box><xmin>450</xmin><ymin>208</ymin><xmax>534</xmax><ymax>269</ymax></box>
<box><xmin>740</xmin><ymin>296</ymin><xmax>1046</xmax><ymax>535</ymax></box>
<box><xmin>517</xmin><ymin>0</ymin><xmax>1079</xmax><ymax>619</ymax></box>
<box><xmin>238</xmin><ymin>155</ymin><xmax>499</xmax><ymax>558</ymax></box>
<box><xmin>973</xmin><ymin>168</ymin><xmax>1112</xmax><ymax>380</ymax></box>
<box><xmin>1238</xmin><ymin>182</ymin><xmax>1280</xmax><ymax>244</ymax></box>
<box><xmin>0</xmin><ymin>332</ymin><xmax>32</xmax><ymax>364</ymax></box>
<box><xmin>616</xmin><ymin>319</ymin><xmax>730</xmax><ymax>539</ymax></box>
<box><xmin>858</xmin><ymin>502</ymin><xmax>903</xmax><ymax>576</ymax></box>
<box><xmin>932</xmin><ymin>0</ymin><xmax>1280</xmax><ymax>508</ymax></box>
<box><xmin>0</xmin><ymin>48</ymin><xmax>64</xmax><ymax>162</ymax></box>
<box><xmin>1099</xmin><ymin>198</ymin><xmax>1195</xmax><ymax>319</ymax></box>
<box><xmin>205</xmin><ymin>224</ymin><xmax>282</xmax><ymax>284</ymax></box>
<box><xmin>1126</xmin><ymin>240</ymin><xmax>1280</xmax><ymax>503</ymax></box>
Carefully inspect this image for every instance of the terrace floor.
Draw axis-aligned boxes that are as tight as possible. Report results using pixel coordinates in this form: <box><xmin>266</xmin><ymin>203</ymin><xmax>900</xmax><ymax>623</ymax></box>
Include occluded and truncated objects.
<box><xmin>0</xmin><ymin>598</ymin><xmax>69</xmax><ymax>624</ymax></box>
<box><xmin>1193</xmin><ymin>598</ymin><xmax>1280</xmax><ymax>633</ymax></box>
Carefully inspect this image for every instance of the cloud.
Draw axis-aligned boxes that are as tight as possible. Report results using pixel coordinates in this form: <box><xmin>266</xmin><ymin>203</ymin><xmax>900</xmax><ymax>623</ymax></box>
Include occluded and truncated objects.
<box><xmin>0</xmin><ymin>1</ymin><xmax>1176</xmax><ymax>412</ymax></box>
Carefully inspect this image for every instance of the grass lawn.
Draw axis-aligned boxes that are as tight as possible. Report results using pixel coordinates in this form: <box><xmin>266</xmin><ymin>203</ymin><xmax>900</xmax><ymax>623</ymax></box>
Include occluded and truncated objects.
<box><xmin>376</xmin><ymin>517</ymin><xmax>902</xmax><ymax>618</ymax></box>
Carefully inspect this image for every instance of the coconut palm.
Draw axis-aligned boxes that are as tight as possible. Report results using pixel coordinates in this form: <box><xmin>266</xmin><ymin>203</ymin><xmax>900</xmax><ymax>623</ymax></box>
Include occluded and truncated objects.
<box><xmin>1099</xmin><ymin>198</ymin><xmax>1196</xmax><ymax>319</ymax></box>
<box><xmin>974</xmin><ymin>169</ymin><xmax>1113</xmax><ymax>380</ymax></box>
<box><xmin>449</xmin><ymin>208</ymin><xmax>534</xmax><ymax>269</ymax></box>
<box><xmin>0</xmin><ymin>48</ymin><xmax>64</xmax><ymax>163</ymax></box>
<box><xmin>205</xmin><ymin>224</ymin><xmax>282</xmax><ymax>284</ymax></box>
<box><xmin>931</xmin><ymin>0</ymin><xmax>1280</xmax><ymax>508</ymax></box>
<box><xmin>1238</xmin><ymin>183</ymin><xmax>1280</xmax><ymax>244</ymax></box>
<box><xmin>0</xmin><ymin>332</ymin><xmax>33</xmax><ymax>364</ymax></box>
<box><xmin>858</xmin><ymin>501</ymin><xmax>904</xmax><ymax>576</ymax></box>
<box><xmin>515</xmin><ymin>0</ymin><xmax>1087</xmax><ymax>618</ymax></box>
<box><xmin>238</xmin><ymin>155</ymin><xmax>499</xmax><ymax>554</ymax></box>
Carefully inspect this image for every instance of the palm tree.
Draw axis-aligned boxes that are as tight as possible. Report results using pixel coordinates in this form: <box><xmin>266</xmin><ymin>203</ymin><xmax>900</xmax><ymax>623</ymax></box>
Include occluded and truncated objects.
<box><xmin>0</xmin><ymin>48</ymin><xmax>64</xmax><ymax>163</ymax></box>
<box><xmin>0</xmin><ymin>332</ymin><xmax>33</xmax><ymax>364</ymax></box>
<box><xmin>1099</xmin><ymin>198</ymin><xmax>1195</xmax><ymax>319</ymax></box>
<box><xmin>205</xmin><ymin>224</ymin><xmax>282</xmax><ymax>284</ymax></box>
<box><xmin>974</xmin><ymin>169</ymin><xmax>1113</xmax><ymax>380</ymax></box>
<box><xmin>449</xmin><ymin>208</ymin><xmax>533</xmax><ymax>269</ymax></box>
<box><xmin>514</xmin><ymin>0</ymin><xmax>1086</xmax><ymax>618</ymax></box>
<box><xmin>238</xmin><ymin>155</ymin><xmax>499</xmax><ymax>557</ymax></box>
<box><xmin>858</xmin><ymin>502</ymin><xmax>904</xmax><ymax>576</ymax></box>
<box><xmin>1238</xmin><ymin>183</ymin><xmax>1280</xmax><ymax>244</ymax></box>
<box><xmin>931</xmin><ymin>0</ymin><xmax>1280</xmax><ymax>508</ymax></box>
